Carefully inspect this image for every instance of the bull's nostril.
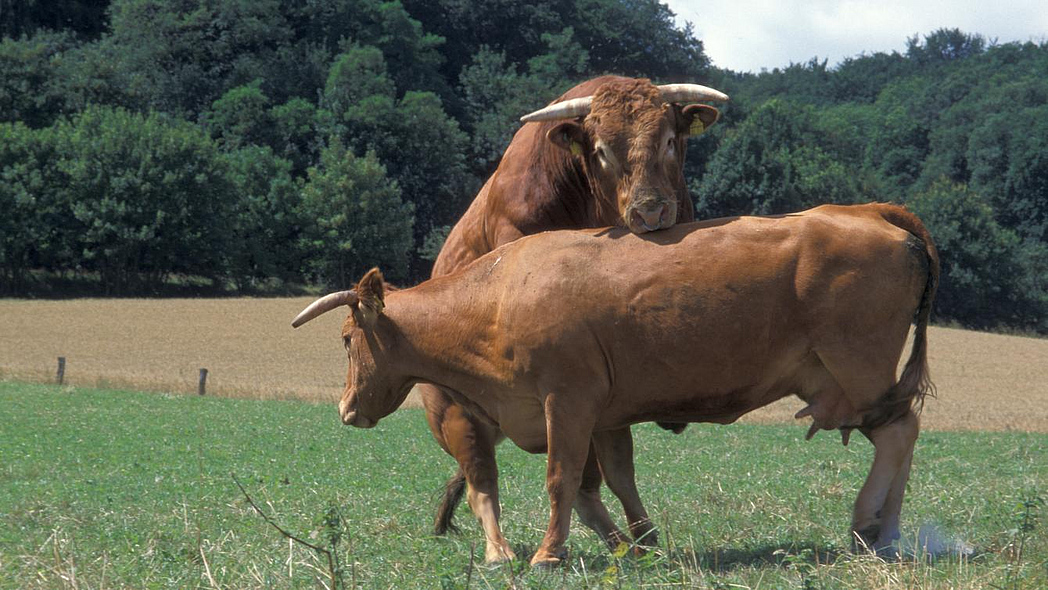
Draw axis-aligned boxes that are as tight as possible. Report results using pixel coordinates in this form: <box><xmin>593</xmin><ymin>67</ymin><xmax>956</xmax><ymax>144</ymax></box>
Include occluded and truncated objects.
<box><xmin>634</xmin><ymin>205</ymin><xmax>666</xmax><ymax>231</ymax></box>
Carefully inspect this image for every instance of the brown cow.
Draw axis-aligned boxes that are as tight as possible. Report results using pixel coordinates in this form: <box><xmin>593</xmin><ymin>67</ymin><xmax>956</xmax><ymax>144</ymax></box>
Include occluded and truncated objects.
<box><xmin>423</xmin><ymin>76</ymin><xmax>727</xmax><ymax>561</ymax></box>
<box><xmin>293</xmin><ymin>203</ymin><xmax>939</xmax><ymax>567</ymax></box>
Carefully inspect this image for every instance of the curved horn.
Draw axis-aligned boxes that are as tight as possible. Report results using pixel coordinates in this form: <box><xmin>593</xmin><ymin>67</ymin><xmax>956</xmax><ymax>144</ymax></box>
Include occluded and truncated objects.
<box><xmin>519</xmin><ymin>97</ymin><xmax>593</xmax><ymax>123</ymax></box>
<box><xmin>657</xmin><ymin>84</ymin><xmax>730</xmax><ymax>103</ymax></box>
<box><xmin>291</xmin><ymin>290</ymin><xmax>358</xmax><ymax>328</ymax></box>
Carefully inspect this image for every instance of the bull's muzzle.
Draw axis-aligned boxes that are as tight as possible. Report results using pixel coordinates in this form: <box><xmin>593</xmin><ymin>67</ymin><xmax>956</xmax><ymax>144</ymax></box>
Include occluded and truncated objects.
<box><xmin>627</xmin><ymin>200</ymin><xmax>676</xmax><ymax>233</ymax></box>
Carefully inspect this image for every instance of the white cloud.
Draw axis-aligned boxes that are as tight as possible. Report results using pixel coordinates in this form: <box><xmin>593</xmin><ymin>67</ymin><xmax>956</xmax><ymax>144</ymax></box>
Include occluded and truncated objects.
<box><xmin>663</xmin><ymin>0</ymin><xmax>1048</xmax><ymax>72</ymax></box>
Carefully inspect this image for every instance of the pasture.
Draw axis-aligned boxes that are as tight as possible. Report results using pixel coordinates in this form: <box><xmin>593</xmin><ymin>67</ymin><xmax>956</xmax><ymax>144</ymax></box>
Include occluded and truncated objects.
<box><xmin>0</xmin><ymin>381</ymin><xmax>1045</xmax><ymax>588</ymax></box>
<box><xmin>2</xmin><ymin>297</ymin><xmax>1048</xmax><ymax>431</ymax></box>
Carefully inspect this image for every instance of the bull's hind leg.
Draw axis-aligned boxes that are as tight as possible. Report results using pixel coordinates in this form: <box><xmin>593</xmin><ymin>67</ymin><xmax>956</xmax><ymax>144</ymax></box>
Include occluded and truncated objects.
<box><xmin>853</xmin><ymin>409</ymin><xmax>919</xmax><ymax>554</ymax></box>
<box><xmin>424</xmin><ymin>387</ymin><xmax>515</xmax><ymax>563</ymax></box>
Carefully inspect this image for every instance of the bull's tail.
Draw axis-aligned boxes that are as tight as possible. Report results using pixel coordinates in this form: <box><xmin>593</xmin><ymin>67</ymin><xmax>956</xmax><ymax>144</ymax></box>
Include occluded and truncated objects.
<box><xmin>433</xmin><ymin>468</ymin><xmax>467</xmax><ymax>535</ymax></box>
<box><xmin>865</xmin><ymin>204</ymin><xmax>940</xmax><ymax>428</ymax></box>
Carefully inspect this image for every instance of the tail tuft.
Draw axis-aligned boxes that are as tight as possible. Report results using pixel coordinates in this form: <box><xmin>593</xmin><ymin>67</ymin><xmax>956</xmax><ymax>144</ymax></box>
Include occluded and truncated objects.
<box><xmin>433</xmin><ymin>469</ymin><xmax>467</xmax><ymax>535</ymax></box>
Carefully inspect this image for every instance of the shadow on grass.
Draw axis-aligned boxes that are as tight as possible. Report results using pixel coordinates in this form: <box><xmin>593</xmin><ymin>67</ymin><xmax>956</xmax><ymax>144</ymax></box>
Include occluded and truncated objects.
<box><xmin>494</xmin><ymin>540</ymin><xmax>847</xmax><ymax>574</ymax></box>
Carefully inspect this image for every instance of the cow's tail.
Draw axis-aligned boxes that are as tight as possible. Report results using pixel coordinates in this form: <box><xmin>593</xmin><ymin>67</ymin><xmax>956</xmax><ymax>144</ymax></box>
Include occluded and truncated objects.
<box><xmin>865</xmin><ymin>204</ymin><xmax>940</xmax><ymax>429</ymax></box>
<box><xmin>433</xmin><ymin>468</ymin><xmax>466</xmax><ymax>535</ymax></box>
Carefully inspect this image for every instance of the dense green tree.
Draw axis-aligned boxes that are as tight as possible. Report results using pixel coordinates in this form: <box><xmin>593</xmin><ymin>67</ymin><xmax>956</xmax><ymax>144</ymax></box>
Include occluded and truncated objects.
<box><xmin>457</xmin><ymin>47</ymin><xmax>564</xmax><ymax>172</ymax></box>
<box><xmin>695</xmin><ymin>100</ymin><xmax>870</xmax><ymax>217</ymax></box>
<box><xmin>298</xmin><ymin>141</ymin><xmax>414</xmax><ymax>286</ymax></box>
<box><xmin>906</xmin><ymin>28</ymin><xmax>987</xmax><ymax>66</ymax></box>
<box><xmin>907</xmin><ymin>180</ymin><xmax>1047</xmax><ymax>331</ymax></box>
<box><xmin>341</xmin><ymin>90</ymin><xmax>471</xmax><ymax>269</ymax></box>
<box><xmin>0</xmin><ymin>33</ymin><xmax>74</xmax><ymax>127</ymax></box>
<box><xmin>0</xmin><ymin>122</ymin><xmax>67</xmax><ymax>288</ymax></box>
<box><xmin>0</xmin><ymin>0</ymin><xmax>110</xmax><ymax>39</ymax></box>
<box><xmin>104</xmin><ymin>0</ymin><xmax>292</xmax><ymax>116</ymax></box>
<box><xmin>222</xmin><ymin>145</ymin><xmax>303</xmax><ymax>287</ymax></box>
<box><xmin>204</xmin><ymin>80</ymin><xmax>272</xmax><ymax>149</ymax></box>
<box><xmin>51</xmin><ymin>106</ymin><xmax>234</xmax><ymax>292</ymax></box>
<box><xmin>269</xmin><ymin>97</ymin><xmax>319</xmax><ymax>176</ymax></box>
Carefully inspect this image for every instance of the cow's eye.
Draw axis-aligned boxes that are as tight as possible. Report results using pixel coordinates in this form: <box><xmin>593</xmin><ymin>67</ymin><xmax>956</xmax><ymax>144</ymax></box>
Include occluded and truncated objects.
<box><xmin>343</xmin><ymin>336</ymin><xmax>351</xmax><ymax>351</ymax></box>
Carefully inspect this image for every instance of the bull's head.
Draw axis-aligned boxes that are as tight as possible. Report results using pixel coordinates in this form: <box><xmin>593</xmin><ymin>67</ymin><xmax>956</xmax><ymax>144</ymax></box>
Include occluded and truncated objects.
<box><xmin>291</xmin><ymin>268</ymin><xmax>406</xmax><ymax>429</ymax></box>
<box><xmin>521</xmin><ymin>79</ymin><xmax>727</xmax><ymax>233</ymax></box>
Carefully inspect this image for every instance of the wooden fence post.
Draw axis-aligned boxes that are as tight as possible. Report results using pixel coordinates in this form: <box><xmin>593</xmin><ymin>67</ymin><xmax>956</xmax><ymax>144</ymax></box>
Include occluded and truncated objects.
<box><xmin>198</xmin><ymin>368</ymin><xmax>208</xmax><ymax>396</ymax></box>
<box><xmin>57</xmin><ymin>357</ymin><xmax>65</xmax><ymax>385</ymax></box>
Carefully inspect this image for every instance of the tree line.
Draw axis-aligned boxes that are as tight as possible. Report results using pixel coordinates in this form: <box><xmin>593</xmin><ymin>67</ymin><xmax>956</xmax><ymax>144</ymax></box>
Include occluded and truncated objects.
<box><xmin>1</xmin><ymin>2</ymin><xmax>1045</xmax><ymax>332</ymax></box>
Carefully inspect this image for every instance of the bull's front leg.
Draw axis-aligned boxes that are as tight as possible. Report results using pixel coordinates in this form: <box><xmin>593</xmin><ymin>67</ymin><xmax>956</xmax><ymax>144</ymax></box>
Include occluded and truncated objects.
<box><xmin>531</xmin><ymin>393</ymin><xmax>596</xmax><ymax>567</ymax></box>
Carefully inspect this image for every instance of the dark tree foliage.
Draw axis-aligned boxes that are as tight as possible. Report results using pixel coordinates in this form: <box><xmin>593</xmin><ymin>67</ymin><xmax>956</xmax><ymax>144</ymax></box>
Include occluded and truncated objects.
<box><xmin>2</xmin><ymin>3</ymin><xmax>1045</xmax><ymax>331</ymax></box>
<box><xmin>0</xmin><ymin>0</ymin><xmax>110</xmax><ymax>40</ymax></box>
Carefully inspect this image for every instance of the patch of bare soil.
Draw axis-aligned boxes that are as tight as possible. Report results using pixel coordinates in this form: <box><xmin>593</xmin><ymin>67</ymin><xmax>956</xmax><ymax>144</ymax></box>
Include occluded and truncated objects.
<box><xmin>2</xmin><ymin>299</ymin><xmax>1045</xmax><ymax>431</ymax></box>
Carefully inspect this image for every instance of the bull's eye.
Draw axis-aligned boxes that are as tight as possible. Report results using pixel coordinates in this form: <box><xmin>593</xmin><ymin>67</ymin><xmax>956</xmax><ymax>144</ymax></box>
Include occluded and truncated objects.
<box><xmin>666</xmin><ymin>136</ymin><xmax>676</xmax><ymax>155</ymax></box>
<box><xmin>343</xmin><ymin>336</ymin><xmax>351</xmax><ymax>352</ymax></box>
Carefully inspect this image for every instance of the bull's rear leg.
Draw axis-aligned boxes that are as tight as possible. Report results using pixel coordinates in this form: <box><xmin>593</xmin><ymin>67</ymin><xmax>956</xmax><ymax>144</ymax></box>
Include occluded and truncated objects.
<box><xmin>852</xmin><ymin>409</ymin><xmax>919</xmax><ymax>555</ymax></box>
<box><xmin>436</xmin><ymin>399</ymin><xmax>515</xmax><ymax>563</ymax></box>
<box><xmin>573</xmin><ymin>441</ymin><xmax>632</xmax><ymax>551</ymax></box>
<box><xmin>592</xmin><ymin>427</ymin><xmax>657</xmax><ymax>549</ymax></box>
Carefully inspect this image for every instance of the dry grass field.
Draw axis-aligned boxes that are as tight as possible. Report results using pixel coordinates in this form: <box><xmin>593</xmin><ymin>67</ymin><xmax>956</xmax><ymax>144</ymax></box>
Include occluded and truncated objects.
<box><xmin>2</xmin><ymin>296</ymin><xmax>1046</xmax><ymax>431</ymax></box>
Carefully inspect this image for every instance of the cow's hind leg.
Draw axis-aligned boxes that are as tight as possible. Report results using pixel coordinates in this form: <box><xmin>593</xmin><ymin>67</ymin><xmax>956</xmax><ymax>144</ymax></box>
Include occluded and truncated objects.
<box><xmin>811</xmin><ymin>346</ymin><xmax>918</xmax><ymax>555</ymax></box>
<box><xmin>853</xmin><ymin>409</ymin><xmax>919</xmax><ymax>555</ymax></box>
<box><xmin>573</xmin><ymin>440</ymin><xmax>632</xmax><ymax>551</ymax></box>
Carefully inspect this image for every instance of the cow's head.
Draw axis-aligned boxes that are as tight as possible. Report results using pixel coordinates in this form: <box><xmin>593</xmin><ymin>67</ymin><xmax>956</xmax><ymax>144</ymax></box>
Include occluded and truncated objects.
<box><xmin>291</xmin><ymin>268</ymin><xmax>407</xmax><ymax>429</ymax></box>
<box><xmin>521</xmin><ymin>79</ymin><xmax>727</xmax><ymax>233</ymax></box>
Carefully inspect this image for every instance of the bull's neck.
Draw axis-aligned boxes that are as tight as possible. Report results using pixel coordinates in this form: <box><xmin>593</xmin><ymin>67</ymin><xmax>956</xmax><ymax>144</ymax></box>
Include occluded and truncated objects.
<box><xmin>384</xmin><ymin>278</ymin><xmax>505</xmax><ymax>401</ymax></box>
<box><xmin>536</xmin><ymin>141</ymin><xmax>617</xmax><ymax>228</ymax></box>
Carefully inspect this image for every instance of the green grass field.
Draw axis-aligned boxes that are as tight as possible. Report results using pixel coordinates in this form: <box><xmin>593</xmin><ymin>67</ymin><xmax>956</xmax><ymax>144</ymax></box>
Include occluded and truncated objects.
<box><xmin>1</xmin><ymin>381</ymin><xmax>1045</xmax><ymax>589</ymax></box>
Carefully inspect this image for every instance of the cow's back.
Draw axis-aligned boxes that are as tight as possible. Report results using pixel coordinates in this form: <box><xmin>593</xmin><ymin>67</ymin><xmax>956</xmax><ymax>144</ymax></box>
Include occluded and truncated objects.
<box><xmin>456</xmin><ymin>205</ymin><xmax>928</xmax><ymax>427</ymax></box>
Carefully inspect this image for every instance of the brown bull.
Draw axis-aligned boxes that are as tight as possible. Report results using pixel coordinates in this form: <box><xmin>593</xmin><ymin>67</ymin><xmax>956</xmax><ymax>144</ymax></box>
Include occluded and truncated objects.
<box><xmin>423</xmin><ymin>76</ymin><xmax>726</xmax><ymax>561</ymax></box>
<box><xmin>293</xmin><ymin>203</ymin><xmax>939</xmax><ymax>567</ymax></box>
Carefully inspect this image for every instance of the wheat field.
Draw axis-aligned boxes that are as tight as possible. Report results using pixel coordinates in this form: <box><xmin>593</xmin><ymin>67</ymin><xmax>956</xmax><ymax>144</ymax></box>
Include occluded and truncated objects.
<box><xmin>2</xmin><ymin>296</ymin><xmax>1046</xmax><ymax>431</ymax></box>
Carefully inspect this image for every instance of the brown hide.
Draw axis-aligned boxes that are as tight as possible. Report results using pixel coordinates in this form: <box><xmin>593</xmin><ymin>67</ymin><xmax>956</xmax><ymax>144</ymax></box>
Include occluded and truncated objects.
<box><xmin>310</xmin><ymin>203</ymin><xmax>938</xmax><ymax>564</ymax></box>
<box><xmin>418</xmin><ymin>76</ymin><xmax>722</xmax><ymax>561</ymax></box>
<box><xmin>432</xmin><ymin>76</ymin><xmax>716</xmax><ymax>277</ymax></box>
<box><xmin>325</xmin><ymin>203</ymin><xmax>938</xmax><ymax>564</ymax></box>
<box><xmin>340</xmin><ymin>203</ymin><xmax>936</xmax><ymax>437</ymax></box>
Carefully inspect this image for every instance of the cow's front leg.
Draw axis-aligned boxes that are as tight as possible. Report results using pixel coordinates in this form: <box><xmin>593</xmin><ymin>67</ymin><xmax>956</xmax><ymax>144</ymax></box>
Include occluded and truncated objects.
<box><xmin>531</xmin><ymin>394</ymin><xmax>595</xmax><ymax>567</ymax></box>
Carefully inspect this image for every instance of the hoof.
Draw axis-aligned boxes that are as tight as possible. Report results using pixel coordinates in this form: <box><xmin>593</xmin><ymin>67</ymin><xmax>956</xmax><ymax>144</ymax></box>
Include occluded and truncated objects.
<box><xmin>851</xmin><ymin>525</ymin><xmax>880</xmax><ymax>553</ymax></box>
<box><xmin>530</xmin><ymin>548</ymin><xmax>567</xmax><ymax>568</ymax></box>
<box><xmin>485</xmin><ymin>547</ymin><xmax>517</xmax><ymax>564</ymax></box>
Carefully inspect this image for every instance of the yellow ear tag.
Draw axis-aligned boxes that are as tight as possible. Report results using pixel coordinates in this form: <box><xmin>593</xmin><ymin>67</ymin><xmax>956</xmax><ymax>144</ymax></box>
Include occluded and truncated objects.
<box><xmin>570</xmin><ymin>141</ymin><xmax>583</xmax><ymax>156</ymax></box>
<box><xmin>689</xmin><ymin>119</ymin><xmax>706</xmax><ymax>136</ymax></box>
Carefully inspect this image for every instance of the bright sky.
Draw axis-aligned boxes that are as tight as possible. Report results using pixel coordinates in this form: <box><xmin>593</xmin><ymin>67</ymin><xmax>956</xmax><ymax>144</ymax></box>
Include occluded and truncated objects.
<box><xmin>662</xmin><ymin>0</ymin><xmax>1048</xmax><ymax>73</ymax></box>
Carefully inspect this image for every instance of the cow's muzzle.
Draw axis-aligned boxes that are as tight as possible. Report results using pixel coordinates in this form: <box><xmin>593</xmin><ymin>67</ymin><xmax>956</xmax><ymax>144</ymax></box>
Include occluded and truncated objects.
<box><xmin>339</xmin><ymin>398</ymin><xmax>376</xmax><ymax>428</ymax></box>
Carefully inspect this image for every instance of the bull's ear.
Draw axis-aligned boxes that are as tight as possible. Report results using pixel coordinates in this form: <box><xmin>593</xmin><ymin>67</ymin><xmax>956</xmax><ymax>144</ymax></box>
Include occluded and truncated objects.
<box><xmin>681</xmin><ymin>104</ymin><xmax>720</xmax><ymax>137</ymax></box>
<box><xmin>547</xmin><ymin>122</ymin><xmax>588</xmax><ymax>157</ymax></box>
<box><xmin>354</xmin><ymin>267</ymin><xmax>385</xmax><ymax>327</ymax></box>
